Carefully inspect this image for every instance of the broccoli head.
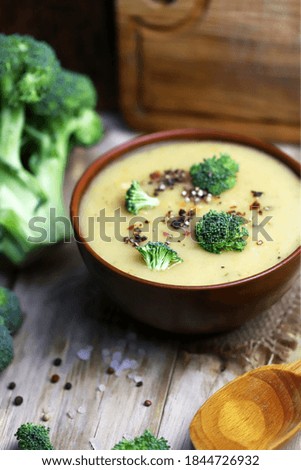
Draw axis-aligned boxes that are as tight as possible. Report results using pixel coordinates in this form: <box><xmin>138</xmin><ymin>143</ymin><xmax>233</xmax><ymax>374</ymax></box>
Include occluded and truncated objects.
<box><xmin>0</xmin><ymin>34</ymin><xmax>59</xmax><ymax>170</ymax></box>
<box><xmin>190</xmin><ymin>154</ymin><xmax>239</xmax><ymax>195</ymax></box>
<box><xmin>112</xmin><ymin>430</ymin><xmax>170</xmax><ymax>450</ymax></box>
<box><xmin>0</xmin><ymin>34</ymin><xmax>59</xmax><ymax>107</ymax></box>
<box><xmin>28</xmin><ymin>68</ymin><xmax>103</xmax><ymax>152</ymax></box>
<box><xmin>0</xmin><ymin>286</ymin><xmax>23</xmax><ymax>334</ymax></box>
<box><xmin>15</xmin><ymin>423</ymin><xmax>54</xmax><ymax>450</ymax></box>
<box><xmin>0</xmin><ymin>320</ymin><xmax>14</xmax><ymax>372</ymax></box>
<box><xmin>195</xmin><ymin>210</ymin><xmax>249</xmax><ymax>254</ymax></box>
<box><xmin>137</xmin><ymin>241</ymin><xmax>183</xmax><ymax>271</ymax></box>
<box><xmin>31</xmin><ymin>68</ymin><xmax>96</xmax><ymax>117</ymax></box>
<box><xmin>125</xmin><ymin>181</ymin><xmax>159</xmax><ymax>215</ymax></box>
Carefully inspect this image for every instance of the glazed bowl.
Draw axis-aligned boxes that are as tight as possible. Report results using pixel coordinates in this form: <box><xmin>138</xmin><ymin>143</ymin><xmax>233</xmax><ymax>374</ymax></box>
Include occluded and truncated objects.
<box><xmin>70</xmin><ymin>129</ymin><xmax>300</xmax><ymax>334</ymax></box>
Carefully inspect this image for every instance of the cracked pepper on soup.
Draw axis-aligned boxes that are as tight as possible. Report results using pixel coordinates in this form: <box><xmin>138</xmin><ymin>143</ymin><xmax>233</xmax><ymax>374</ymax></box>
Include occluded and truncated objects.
<box><xmin>79</xmin><ymin>141</ymin><xmax>300</xmax><ymax>286</ymax></box>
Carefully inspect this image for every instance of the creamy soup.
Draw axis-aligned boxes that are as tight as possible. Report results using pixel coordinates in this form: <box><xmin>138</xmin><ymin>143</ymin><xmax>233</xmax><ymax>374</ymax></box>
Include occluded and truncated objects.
<box><xmin>79</xmin><ymin>142</ymin><xmax>300</xmax><ymax>286</ymax></box>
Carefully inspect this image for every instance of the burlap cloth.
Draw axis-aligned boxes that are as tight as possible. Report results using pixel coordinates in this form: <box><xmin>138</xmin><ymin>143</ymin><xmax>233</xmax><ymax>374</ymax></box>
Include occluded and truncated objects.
<box><xmin>186</xmin><ymin>276</ymin><xmax>301</xmax><ymax>369</ymax></box>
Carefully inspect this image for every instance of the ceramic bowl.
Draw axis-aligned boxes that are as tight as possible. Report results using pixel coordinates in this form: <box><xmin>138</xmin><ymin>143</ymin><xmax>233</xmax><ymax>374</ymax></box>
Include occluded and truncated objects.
<box><xmin>70</xmin><ymin>129</ymin><xmax>300</xmax><ymax>334</ymax></box>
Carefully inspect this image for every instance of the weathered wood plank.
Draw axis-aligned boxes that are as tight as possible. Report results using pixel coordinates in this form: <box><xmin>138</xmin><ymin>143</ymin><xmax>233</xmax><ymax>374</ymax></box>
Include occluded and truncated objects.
<box><xmin>158</xmin><ymin>353</ymin><xmax>222</xmax><ymax>449</ymax></box>
<box><xmin>0</xmin><ymin>240</ymin><xmax>180</xmax><ymax>449</ymax></box>
<box><xmin>158</xmin><ymin>355</ymin><xmax>244</xmax><ymax>449</ymax></box>
<box><xmin>92</xmin><ymin>336</ymin><xmax>178</xmax><ymax>450</ymax></box>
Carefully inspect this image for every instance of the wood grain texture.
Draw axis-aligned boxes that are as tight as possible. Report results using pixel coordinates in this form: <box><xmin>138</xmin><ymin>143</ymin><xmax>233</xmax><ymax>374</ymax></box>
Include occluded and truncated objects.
<box><xmin>0</xmin><ymin>114</ymin><xmax>300</xmax><ymax>450</ymax></box>
<box><xmin>116</xmin><ymin>0</ymin><xmax>300</xmax><ymax>142</ymax></box>
<box><xmin>158</xmin><ymin>354</ymin><xmax>240</xmax><ymax>449</ymax></box>
<box><xmin>190</xmin><ymin>361</ymin><xmax>301</xmax><ymax>450</ymax></box>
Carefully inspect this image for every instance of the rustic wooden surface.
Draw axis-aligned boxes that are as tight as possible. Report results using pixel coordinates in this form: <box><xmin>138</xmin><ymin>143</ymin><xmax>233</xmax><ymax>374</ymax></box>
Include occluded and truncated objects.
<box><xmin>0</xmin><ymin>114</ymin><xmax>300</xmax><ymax>450</ymax></box>
<box><xmin>117</xmin><ymin>0</ymin><xmax>300</xmax><ymax>142</ymax></box>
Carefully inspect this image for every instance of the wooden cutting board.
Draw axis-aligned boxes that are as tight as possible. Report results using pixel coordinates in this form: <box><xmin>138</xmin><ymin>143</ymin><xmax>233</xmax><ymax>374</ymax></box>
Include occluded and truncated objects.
<box><xmin>116</xmin><ymin>0</ymin><xmax>300</xmax><ymax>142</ymax></box>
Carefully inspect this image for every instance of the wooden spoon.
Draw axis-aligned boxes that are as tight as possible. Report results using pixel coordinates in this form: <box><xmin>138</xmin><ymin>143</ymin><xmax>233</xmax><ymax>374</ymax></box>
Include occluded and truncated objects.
<box><xmin>190</xmin><ymin>361</ymin><xmax>301</xmax><ymax>450</ymax></box>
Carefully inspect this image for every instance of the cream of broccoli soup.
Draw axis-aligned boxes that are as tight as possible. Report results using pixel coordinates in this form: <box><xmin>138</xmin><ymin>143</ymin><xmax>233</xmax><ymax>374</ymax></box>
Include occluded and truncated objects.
<box><xmin>79</xmin><ymin>142</ymin><xmax>300</xmax><ymax>286</ymax></box>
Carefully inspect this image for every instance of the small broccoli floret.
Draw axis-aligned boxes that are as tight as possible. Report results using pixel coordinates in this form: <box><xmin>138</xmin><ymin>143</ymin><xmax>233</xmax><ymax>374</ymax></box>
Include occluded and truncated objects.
<box><xmin>0</xmin><ymin>321</ymin><xmax>14</xmax><ymax>372</ymax></box>
<box><xmin>15</xmin><ymin>423</ymin><xmax>54</xmax><ymax>450</ymax></box>
<box><xmin>112</xmin><ymin>430</ymin><xmax>170</xmax><ymax>450</ymax></box>
<box><xmin>137</xmin><ymin>241</ymin><xmax>183</xmax><ymax>271</ymax></box>
<box><xmin>0</xmin><ymin>286</ymin><xmax>23</xmax><ymax>334</ymax></box>
<box><xmin>190</xmin><ymin>154</ymin><xmax>239</xmax><ymax>195</ymax></box>
<box><xmin>195</xmin><ymin>210</ymin><xmax>249</xmax><ymax>254</ymax></box>
<box><xmin>125</xmin><ymin>181</ymin><xmax>159</xmax><ymax>215</ymax></box>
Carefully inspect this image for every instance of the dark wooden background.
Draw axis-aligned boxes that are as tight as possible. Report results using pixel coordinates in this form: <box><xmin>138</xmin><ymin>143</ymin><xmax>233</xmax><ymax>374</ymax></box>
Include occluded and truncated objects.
<box><xmin>1</xmin><ymin>0</ymin><xmax>300</xmax><ymax>141</ymax></box>
<box><xmin>0</xmin><ymin>0</ymin><xmax>118</xmax><ymax>110</ymax></box>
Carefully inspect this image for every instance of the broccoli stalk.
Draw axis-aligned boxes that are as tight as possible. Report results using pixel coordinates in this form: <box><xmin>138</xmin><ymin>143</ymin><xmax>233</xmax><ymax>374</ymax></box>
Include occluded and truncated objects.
<box><xmin>15</xmin><ymin>423</ymin><xmax>54</xmax><ymax>450</ymax></box>
<box><xmin>137</xmin><ymin>241</ymin><xmax>183</xmax><ymax>271</ymax></box>
<box><xmin>0</xmin><ymin>286</ymin><xmax>23</xmax><ymax>334</ymax></box>
<box><xmin>195</xmin><ymin>210</ymin><xmax>249</xmax><ymax>254</ymax></box>
<box><xmin>112</xmin><ymin>430</ymin><xmax>170</xmax><ymax>450</ymax></box>
<box><xmin>0</xmin><ymin>178</ymin><xmax>46</xmax><ymax>264</ymax></box>
<box><xmin>0</xmin><ymin>107</ymin><xmax>25</xmax><ymax>170</ymax></box>
<box><xmin>190</xmin><ymin>154</ymin><xmax>239</xmax><ymax>195</ymax></box>
<box><xmin>125</xmin><ymin>181</ymin><xmax>159</xmax><ymax>215</ymax></box>
<box><xmin>23</xmin><ymin>70</ymin><xmax>103</xmax><ymax>243</ymax></box>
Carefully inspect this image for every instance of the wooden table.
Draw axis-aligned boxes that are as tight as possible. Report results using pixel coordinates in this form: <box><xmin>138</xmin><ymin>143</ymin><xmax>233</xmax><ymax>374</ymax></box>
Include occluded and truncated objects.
<box><xmin>0</xmin><ymin>114</ymin><xmax>300</xmax><ymax>450</ymax></box>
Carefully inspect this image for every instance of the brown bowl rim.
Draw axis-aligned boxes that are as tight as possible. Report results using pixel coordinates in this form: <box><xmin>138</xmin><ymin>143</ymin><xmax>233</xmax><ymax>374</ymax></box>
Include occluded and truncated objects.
<box><xmin>70</xmin><ymin>128</ymin><xmax>301</xmax><ymax>291</ymax></box>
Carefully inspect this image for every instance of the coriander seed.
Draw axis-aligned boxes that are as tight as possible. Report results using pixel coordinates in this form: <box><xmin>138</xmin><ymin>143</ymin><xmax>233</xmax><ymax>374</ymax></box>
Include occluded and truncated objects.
<box><xmin>50</xmin><ymin>374</ymin><xmax>60</xmax><ymax>383</ymax></box>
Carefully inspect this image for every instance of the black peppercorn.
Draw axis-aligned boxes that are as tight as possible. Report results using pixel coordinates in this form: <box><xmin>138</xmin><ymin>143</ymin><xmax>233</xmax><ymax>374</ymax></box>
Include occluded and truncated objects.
<box><xmin>14</xmin><ymin>396</ymin><xmax>23</xmax><ymax>406</ymax></box>
<box><xmin>53</xmin><ymin>358</ymin><xmax>62</xmax><ymax>366</ymax></box>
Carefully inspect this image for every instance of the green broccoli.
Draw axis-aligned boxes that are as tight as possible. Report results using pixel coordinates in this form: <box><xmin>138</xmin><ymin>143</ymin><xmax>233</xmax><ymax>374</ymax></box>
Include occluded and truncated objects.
<box><xmin>24</xmin><ymin>68</ymin><xmax>103</xmax><ymax>244</ymax></box>
<box><xmin>190</xmin><ymin>154</ymin><xmax>239</xmax><ymax>195</ymax></box>
<box><xmin>0</xmin><ymin>286</ymin><xmax>23</xmax><ymax>334</ymax></box>
<box><xmin>137</xmin><ymin>241</ymin><xmax>183</xmax><ymax>271</ymax></box>
<box><xmin>125</xmin><ymin>181</ymin><xmax>159</xmax><ymax>215</ymax></box>
<box><xmin>112</xmin><ymin>430</ymin><xmax>170</xmax><ymax>450</ymax></box>
<box><xmin>195</xmin><ymin>210</ymin><xmax>249</xmax><ymax>254</ymax></box>
<box><xmin>0</xmin><ymin>34</ymin><xmax>59</xmax><ymax>170</ymax></box>
<box><xmin>0</xmin><ymin>34</ymin><xmax>103</xmax><ymax>265</ymax></box>
<box><xmin>15</xmin><ymin>423</ymin><xmax>54</xmax><ymax>450</ymax></box>
<box><xmin>0</xmin><ymin>33</ymin><xmax>59</xmax><ymax>264</ymax></box>
<box><xmin>0</xmin><ymin>319</ymin><xmax>14</xmax><ymax>372</ymax></box>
